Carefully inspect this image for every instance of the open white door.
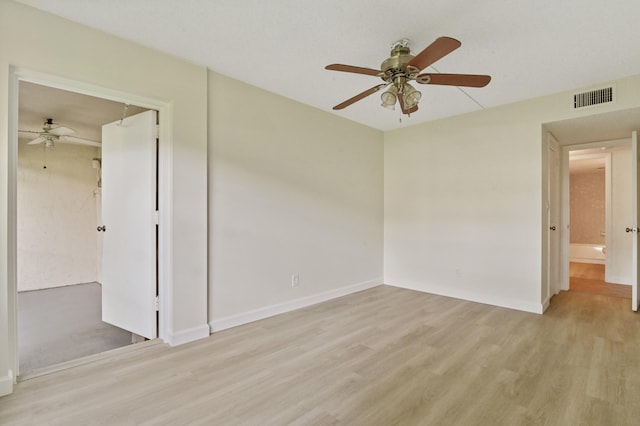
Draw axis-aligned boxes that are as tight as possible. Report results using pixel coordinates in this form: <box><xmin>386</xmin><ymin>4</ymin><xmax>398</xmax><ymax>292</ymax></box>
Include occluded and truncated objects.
<box><xmin>101</xmin><ymin>110</ymin><xmax>157</xmax><ymax>338</ymax></box>
<box><xmin>633</xmin><ymin>131</ymin><xmax>639</xmax><ymax>311</ymax></box>
<box><xmin>547</xmin><ymin>134</ymin><xmax>561</xmax><ymax>297</ymax></box>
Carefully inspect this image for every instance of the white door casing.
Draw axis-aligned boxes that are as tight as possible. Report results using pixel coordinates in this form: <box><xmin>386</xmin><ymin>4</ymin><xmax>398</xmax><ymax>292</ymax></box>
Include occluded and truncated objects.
<box><xmin>101</xmin><ymin>110</ymin><xmax>157</xmax><ymax>338</ymax></box>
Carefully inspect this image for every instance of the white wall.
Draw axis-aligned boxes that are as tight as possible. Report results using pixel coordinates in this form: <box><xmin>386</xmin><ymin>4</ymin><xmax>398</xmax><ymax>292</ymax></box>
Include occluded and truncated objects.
<box><xmin>385</xmin><ymin>75</ymin><xmax>640</xmax><ymax>313</ymax></box>
<box><xmin>17</xmin><ymin>140</ymin><xmax>100</xmax><ymax>291</ymax></box>
<box><xmin>1</xmin><ymin>1</ymin><xmax>208</xmax><ymax>394</ymax></box>
<box><xmin>208</xmin><ymin>72</ymin><xmax>384</xmax><ymax>328</ymax></box>
<box><xmin>384</xmin><ymin>110</ymin><xmax>543</xmax><ymax>312</ymax></box>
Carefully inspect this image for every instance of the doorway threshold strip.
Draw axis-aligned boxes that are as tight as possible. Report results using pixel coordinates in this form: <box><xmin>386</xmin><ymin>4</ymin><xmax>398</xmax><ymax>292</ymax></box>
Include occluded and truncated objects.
<box><xmin>18</xmin><ymin>339</ymin><xmax>163</xmax><ymax>382</ymax></box>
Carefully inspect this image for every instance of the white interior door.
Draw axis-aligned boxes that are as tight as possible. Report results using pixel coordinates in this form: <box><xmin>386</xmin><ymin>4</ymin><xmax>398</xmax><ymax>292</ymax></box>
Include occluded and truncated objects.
<box><xmin>632</xmin><ymin>131</ymin><xmax>639</xmax><ymax>311</ymax></box>
<box><xmin>101</xmin><ymin>110</ymin><xmax>157</xmax><ymax>338</ymax></box>
<box><xmin>548</xmin><ymin>135</ymin><xmax>561</xmax><ymax>297</ymax></box>
<box><xmin>607</xmin><ymin>147</ymin><xmax>633</xmax><ymax>285</ymax></box>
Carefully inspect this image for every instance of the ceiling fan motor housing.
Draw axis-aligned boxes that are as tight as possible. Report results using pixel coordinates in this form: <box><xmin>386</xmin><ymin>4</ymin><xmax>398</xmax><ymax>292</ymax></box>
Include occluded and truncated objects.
<box><xmin>381</xmin><ymin>45</ymin><xmax>420</xmax><ymax>91</ymax></box>
<box><xmin>381</xmin><ymin>46</ymin><xmax>414</xmax><ymax>76</ymax></box>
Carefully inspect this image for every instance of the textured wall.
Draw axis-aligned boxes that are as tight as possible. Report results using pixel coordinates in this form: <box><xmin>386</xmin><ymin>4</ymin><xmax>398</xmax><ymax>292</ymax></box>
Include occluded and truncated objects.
<box><xmin>570</xmin><ymin>170</ymin><xmax>605</xmax><ymax>245</ymax></box>
<box><xmin>17</xmin><ymin>141</ymin><xmax>100</xmax><ymax>291</ymax></box>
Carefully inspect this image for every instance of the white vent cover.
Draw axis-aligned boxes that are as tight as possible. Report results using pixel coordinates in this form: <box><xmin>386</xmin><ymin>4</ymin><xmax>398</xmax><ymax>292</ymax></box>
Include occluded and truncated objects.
<box><xmin>573</xmin><ymin>85</ymin><xmax>615</xmax><ymax>109</ymax></box>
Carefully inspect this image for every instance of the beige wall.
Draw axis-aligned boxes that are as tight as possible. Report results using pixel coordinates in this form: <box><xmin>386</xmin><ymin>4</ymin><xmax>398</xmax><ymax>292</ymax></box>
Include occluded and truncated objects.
<box><xmin>384</xmin><ymin>74</ymin><xmax>640</xmax><ymax>312</ymax></box>
<box><xmin>208</xmin><ymin>72</ymin><xmax>384</xmax><ymax>326</ymax></box>
<box><xmin>17</xmin><ymin>140</ymin><xmax>100</xmax><ymax>291</ymax></box>
<box><xmin>1</xmin><ymin>0</ymin><xmax>208</xmax><ymax>393</ymax></box>
<box><xmin>570</xmin><ymin>170</ymin><xmax>605</xmax><ymax>245</ymax></box>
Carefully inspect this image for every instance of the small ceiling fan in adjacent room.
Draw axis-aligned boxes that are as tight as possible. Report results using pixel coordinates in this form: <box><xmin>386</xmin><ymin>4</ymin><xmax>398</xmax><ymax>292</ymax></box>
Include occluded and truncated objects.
<box><xmin>19</xmin><ymin>118</ymin><xmax>101</xmax><ymax>148</ymax></box>
<box><xmin>325</xmin><ymin>36</ymin><xmax>491</xmax><ymax>115</ymax></box>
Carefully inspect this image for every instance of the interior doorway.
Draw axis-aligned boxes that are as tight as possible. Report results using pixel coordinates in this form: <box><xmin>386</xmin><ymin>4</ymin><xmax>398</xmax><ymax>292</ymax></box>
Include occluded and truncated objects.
<box><xmin>16</xmin><ymin>81</ymin><xmax>153</xmax><ymax>377</ymax></box>
<box><xmin>543</xmin><ymin>107</ymin><xmax>640</xmax><ymax>308</ymax></box>
<box><xmin>567</xmin><ymin>143</ymin><xmax>632</xmax><ymax>299</ymax></box>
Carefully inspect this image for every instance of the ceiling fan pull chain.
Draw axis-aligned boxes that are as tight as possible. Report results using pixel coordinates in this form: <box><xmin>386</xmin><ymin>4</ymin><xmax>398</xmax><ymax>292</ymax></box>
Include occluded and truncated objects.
<box><xmin>42</xmin><ymin>143</ymin><xmax>47</xmax><ymax>169</ymax></box>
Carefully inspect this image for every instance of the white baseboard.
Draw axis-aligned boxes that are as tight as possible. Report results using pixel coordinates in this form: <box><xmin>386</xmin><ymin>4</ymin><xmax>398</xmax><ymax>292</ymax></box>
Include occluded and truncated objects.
<box><xmin>165</xmin><ymin>324</ymin><xmax>210</xmax><ymax>346</ymax></box>
<box><xmin>209</xmin><ymin>278</ymin><xmax>382</xmax><ymax>332</ymax></box>
<box><xmin>386</xmin><ymin>279</ymin><xmax>544</xmax><ymax>314</ymax></box>
<box><xmin>604</xmin><ymin>275</ymin><xmax>632</xmax><ymax>286</ymax></box>
<box><xmin>542</xmin><ymin>298</ymin><xmax>550</xmax><ymax>312</ymax></box>
<box><xmin>0</xmin><ymin>371</ymin><xmax>14</xmax><ymax>397</ymax></box>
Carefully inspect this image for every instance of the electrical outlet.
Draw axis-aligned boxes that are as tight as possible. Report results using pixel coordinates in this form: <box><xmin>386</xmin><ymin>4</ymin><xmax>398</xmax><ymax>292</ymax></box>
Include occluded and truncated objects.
<box><xmin>291</xmin><ymin>274</ymin><xmax>300</xmax><ymax>287</ymax></box>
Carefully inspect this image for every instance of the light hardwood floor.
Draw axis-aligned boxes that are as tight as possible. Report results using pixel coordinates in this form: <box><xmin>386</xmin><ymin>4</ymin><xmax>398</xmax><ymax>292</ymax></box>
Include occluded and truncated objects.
<box><xmin>1</xmin><ymin>285</ymin><xmax>640</xmax><ymax>425</ymax></box>
<box><xmin>570</xmin><ymin>262</ymin><xmax>632</xmax><ymax>299</ymax></box>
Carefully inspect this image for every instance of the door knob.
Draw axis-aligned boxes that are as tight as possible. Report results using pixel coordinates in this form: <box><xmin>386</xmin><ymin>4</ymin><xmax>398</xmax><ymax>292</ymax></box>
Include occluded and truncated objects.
<box><xmin>625</xmin><ymin>227</ymin><xmax>637</xmax><ymax>233</ymax></box>
<box><xmin>549</xmin><ymin>226</ymin><xmax>556</xmax><ymax>231</ymax></box>
<box><xmin>97</xmin><ymin>225</ymin><xmax>106</xmax><ymax>232</ymax></box>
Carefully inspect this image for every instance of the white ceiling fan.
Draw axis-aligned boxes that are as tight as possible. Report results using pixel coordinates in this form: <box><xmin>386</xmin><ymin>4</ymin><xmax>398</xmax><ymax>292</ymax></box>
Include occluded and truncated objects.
<box><xmin>19</xmin><ymin>118</ymin><xmax>101</xmax><ymax>148</ymax></box>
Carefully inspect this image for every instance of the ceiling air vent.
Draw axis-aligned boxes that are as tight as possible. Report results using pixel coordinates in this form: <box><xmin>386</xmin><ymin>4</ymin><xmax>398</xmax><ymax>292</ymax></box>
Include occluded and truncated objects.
<box><xmin>573</xmin><ymin>86</ymin><xmax>615</xmax><ymax>109</ymax></box>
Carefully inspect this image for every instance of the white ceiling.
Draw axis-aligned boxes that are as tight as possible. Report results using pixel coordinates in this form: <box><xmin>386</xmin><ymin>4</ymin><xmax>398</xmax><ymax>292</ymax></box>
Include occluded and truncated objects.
<box><xmin>19</xmin><ymin>81</ymin><xmax>147</xmax><ymax>145</ymax></box>
<box><xmin>16</xmin><ymin>0</ymin><xmax>640</xmax><ymax>131</ymax></box>
<box><xmin>569</xmin><ymin>145</ymin><xmax>630</xmax><ymax>173</ymax></box>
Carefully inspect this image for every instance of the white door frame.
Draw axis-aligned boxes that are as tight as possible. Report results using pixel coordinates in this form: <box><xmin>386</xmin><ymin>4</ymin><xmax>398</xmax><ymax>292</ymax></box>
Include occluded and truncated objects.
<box><xmin>559</xmin><ymin>139</ymin><xmax>632</xmax><ymax>292</ymax></box>
<box><xmin>7</xmin><ymin>67</ymin><xmax>173</xmax><ymax>377</ymax></box>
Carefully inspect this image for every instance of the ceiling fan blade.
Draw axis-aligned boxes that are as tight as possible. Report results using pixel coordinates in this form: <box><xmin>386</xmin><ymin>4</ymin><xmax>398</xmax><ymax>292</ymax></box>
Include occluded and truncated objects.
<box><xmin>18</xmin><ymin>129</ymin><xmax>42</xmax><ymax>134</ymax></box>
<box><xmin>49</xmin><ymin>126</ymin><xmax>75</xmax><ymax>136</ymax></box>
<box><xmin>332</xmin><ymin>84</ymin><xmax>387</xmax><ymax>110</ymax></box>
<box><xmin>59</xmin><ymin>136</ymin><xmax>102</xmax><ymax>147</ymax></box>
<box><xmin>407</xmin><ymin>37</ymin><xmax>461</xmax><ymax>72</ymax></box>
<box><xmin>27</xmin><ymin>137</ymin><xmax>46</xmax><ymax>145</ymax></box>
<box><xmin>416</xmin><ymin>73</ymin><xmax>491</xmax><ymax>87</ymax></box>
<box><xmin>325</xmin><ymin>64</ymin><xmax>381</xmax><ymax>77</ymax></box>
<box><xmin>397</xmin><ymin>95</ymin><xmax>418</xmax><ymax>115</ymax></box>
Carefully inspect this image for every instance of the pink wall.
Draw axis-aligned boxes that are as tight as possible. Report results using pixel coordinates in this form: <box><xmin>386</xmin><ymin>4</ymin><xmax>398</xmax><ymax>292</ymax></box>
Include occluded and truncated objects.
<box><xmin>570</xmin><ymin>170</ymin><xmax>605</xmax><ymax>245</ymax></box>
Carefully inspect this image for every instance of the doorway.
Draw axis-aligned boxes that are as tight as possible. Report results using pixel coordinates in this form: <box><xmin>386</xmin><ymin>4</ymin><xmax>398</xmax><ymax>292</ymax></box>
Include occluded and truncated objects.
<box><xmin>16</xmin><ymin>80</ymin><xmax>154</xmax><ymax>377</ymax></box>
<box><xmin>567</xmin><ymin>143</ymin><xmax>632</xmax><ymax>299</ymax></box>
<box><xmin>543</xmin><ymin>107</ymin><xmax>640</xmax><ymax>309</ymax></box>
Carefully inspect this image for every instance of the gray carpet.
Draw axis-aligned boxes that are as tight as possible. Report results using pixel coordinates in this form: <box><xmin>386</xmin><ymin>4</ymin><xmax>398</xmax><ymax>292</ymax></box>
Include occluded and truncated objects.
<box><xmin>18</xmin><ymin>282</ymin><xmax>133</xmax><ymax>373</ymax></box>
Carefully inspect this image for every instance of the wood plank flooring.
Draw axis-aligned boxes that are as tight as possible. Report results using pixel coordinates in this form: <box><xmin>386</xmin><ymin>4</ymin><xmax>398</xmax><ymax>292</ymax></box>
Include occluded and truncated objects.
<box><xmin>2</xmin><ymin>285</ymin><xmax>640</xmax><ymax>425</ymax></box>
<box><xmin>570</xmin><ymin>262</ymin><xmax>632</xmax><ymax>299</ymax></box>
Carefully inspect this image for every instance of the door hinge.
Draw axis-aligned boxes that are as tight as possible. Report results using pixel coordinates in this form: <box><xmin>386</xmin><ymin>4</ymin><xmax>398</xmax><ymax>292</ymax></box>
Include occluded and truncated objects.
<box><xmin>153</xmin><ymin>295</ymin><xmax>159</xmax><ymax>311</ymax></box>
<box><xmin>154</xmin><ymin>124</ymin><xmax>159</xmax><ymax>139</ymax></box>
<box><xmin>154</xmin><ymin>210</ymin><xmax>159</xmax><ymax>225</ymax></box>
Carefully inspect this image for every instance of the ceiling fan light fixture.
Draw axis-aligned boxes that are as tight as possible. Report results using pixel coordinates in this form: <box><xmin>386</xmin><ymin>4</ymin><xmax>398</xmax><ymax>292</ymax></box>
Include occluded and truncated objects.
<box><xmin>380</xmin><ymin>86</ymin><xmax>398</xmax><ymax>109</ymax></box>
<box><xmin>403</xmin><ymin>83</ymin><xmax>422</xmax><ymax>108</ymax></box>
